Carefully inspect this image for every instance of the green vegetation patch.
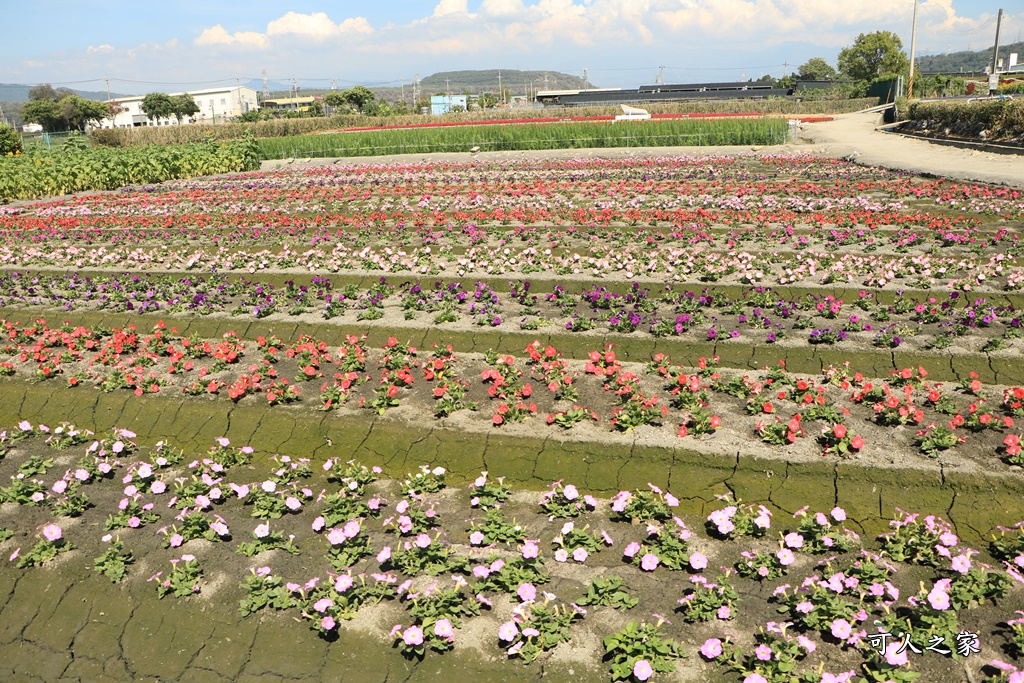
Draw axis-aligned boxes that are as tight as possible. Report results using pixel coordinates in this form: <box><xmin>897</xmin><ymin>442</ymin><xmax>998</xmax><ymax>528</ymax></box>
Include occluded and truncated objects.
<box><xmin>258</xmin><ymin>118</ymin><xmax>790</xmax><ymax>159</ymax></box>
<box><xmin>0</xmin><ymin>136</ymin><xmax>261</xmax><ymax>203</ymax></box>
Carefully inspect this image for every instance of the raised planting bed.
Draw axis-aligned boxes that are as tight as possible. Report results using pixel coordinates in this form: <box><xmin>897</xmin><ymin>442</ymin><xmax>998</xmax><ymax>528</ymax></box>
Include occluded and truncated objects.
<box><xmin>1</xmin><ymin>321</ymin><xmax>1023</xmax><ymax>537</ymax></box>
<box><xmin>2</xmin><ymin>152</ymin><xmax>1024</xmax><ymax>683</ymax></box>
<box><xmin>1</xmin><ymin>422</ymin><xmax>1024</xmax><ymax>683</ymax></box>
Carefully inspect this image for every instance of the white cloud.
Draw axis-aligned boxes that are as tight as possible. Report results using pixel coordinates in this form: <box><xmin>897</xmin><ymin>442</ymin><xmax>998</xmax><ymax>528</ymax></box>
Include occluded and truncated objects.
<box><xmin>480</xmin><ymin>0</ymin><xmax>526</xmax><ymax>19</ymax></box>
<box><xmin>266</xmin><ymin>12</ymin><xmax>373</xmax><ymax>40</ymax></box>
<box><xmin>433</xmin><ymin>0</ymin><xmax>470</xmax><ymax>17</ymax></box>
<box><xmin>87</xmin><ymin>44</ymin><xmax>115</xmax><ymax>55</ymax></box>
<box><xmin>195</xmin><ymin>25</ymin><xmax>270</xmax><ymax>49</ymax></box>
<box><xmin>193</xmin><ymin>12</ymin><xmax>373</xmax><ymax>50</ymax></box>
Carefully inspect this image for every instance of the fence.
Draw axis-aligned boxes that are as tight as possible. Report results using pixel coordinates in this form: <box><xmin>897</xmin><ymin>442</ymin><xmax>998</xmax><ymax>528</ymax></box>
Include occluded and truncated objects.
<box><xmin>19</xmin><ymin>130</ymin><xmax>83</xmax><ymax>152</ymax></box>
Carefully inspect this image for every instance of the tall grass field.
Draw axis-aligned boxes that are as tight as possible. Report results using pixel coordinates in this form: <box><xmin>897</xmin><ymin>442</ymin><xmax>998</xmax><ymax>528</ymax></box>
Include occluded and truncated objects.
<box><xmin>258</xmin><ymin>118</ymin><xmax>791</xmax><ymax>159</ymax></box>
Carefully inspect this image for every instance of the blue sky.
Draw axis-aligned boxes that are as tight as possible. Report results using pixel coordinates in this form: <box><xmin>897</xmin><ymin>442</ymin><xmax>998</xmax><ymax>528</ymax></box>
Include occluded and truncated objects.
<box><xmin>1</xmin><ymin>1</ymin><xmax>1019</xmax><ymax>92</ymax></box>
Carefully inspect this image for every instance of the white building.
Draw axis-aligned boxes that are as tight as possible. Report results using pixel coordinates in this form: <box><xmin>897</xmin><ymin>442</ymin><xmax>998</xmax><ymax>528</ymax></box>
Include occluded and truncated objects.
<box><xmin>97</xmin><ymin>86</ymin><xmax>259</xmax><ymax>128</ymax></box>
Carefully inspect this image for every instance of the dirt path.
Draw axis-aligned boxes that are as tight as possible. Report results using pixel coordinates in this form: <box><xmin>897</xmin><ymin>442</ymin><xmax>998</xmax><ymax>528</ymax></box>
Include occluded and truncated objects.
<box><xmin>797</xmin><ymin>111</ymin><xmax>1024</xmax><ymax>189</ymax></box>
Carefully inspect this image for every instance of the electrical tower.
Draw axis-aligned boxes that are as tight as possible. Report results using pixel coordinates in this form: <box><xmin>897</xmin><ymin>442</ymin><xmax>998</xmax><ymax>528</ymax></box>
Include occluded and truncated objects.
<box><xmin>656</xmin><ymin>66</ymin><xmax>665</xmax><ymax>85</ymax></box>
<box><xmin>262</xmin><ymin>69</ymin><xmax>269</xmax><ymax>100</ymax></box>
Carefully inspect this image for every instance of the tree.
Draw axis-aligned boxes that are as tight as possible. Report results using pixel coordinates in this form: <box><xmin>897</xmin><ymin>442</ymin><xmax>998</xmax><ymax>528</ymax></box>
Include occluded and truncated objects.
<box><xmin>477</xmin><ymin>93</ymin><xmax>499</xmax><ymax>109</ymax></box>
<box><xmin>21</xmin><ymin>99</ymin><xmax>64</xmax><ymax>132</ymax></box>
<box><xmin>340</xmin><ymin>86</ymin><xmax>375</xmax><ymax>113</ymax></box>
<box><xmin>323</xmin><ymin>92</ymin><xmax>349</xmax><ymax>110</ymax></box>
<box><xmin>28</xmin><ymin>84</ymin><xmax>74</xmax><ymax>102</ymax></box>
<box><xmin>21</xmin><ymin>94</ymin><xmax>106</xmax><ymax>131</ymax></box>
<box><xmin>140</xmin><ymin>92</ymin><xmax>174</xmax><ymax>121</ymax></box>
<box><xmin>58</xmin><ymin>95</ymin><xmax>107</xmax><ymax>131</ymax></box>
<box><xmin>364</xmin><ymin>99</ymin><xmax>392</xmax><ymax>117</ymax></box>
<box><xmin>838</xmin><ymin>31</ymin><xmax>909</xmax><ymax>82</ymax></box>
<box><xmin>169</xmin><ymin>94</ymin><xmax>200</xmax><ymax>123</ymax></box>
<box><xmin>797</xmin><ymin>58</ymin><xmax>838</xmax><ymax>82</ymax></box>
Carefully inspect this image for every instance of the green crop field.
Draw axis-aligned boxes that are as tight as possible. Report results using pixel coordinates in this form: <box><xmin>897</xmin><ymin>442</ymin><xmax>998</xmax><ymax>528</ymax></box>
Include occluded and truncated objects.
<box><xmin>258</xmin><ymin>117</ymin><xmax>790</xmax><ymax>159</ymax></box>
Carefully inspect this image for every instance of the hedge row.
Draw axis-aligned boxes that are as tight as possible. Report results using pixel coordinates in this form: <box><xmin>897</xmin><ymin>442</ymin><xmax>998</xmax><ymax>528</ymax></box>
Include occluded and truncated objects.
<box><xmin>905</xmin><ymin>98</ymin><xmax>1024</xmax><ymax>136</ymax></box>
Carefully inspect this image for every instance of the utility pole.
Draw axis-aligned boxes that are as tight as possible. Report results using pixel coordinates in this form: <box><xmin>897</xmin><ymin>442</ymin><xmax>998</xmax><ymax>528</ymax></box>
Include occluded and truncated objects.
<box><xmin>582</xmin><ymin>68</ymin><xmax>588</xmax><ymax>90</ymax></box>
<box><xmin>907</xmin><ymin>0</ymin><xmax>919</xmax><ymax>98</ymax></box>
<box><xmin>498</xmin><ymin>70</ymin><xmax>503</xmax><ymax>104</ymax></box>
<box><xmin>991</xmin><ymin>8</ymin><xmax>1004</xmax><ymax>86</ymax></box>
<box><xmin>104</xmin><ymin>76</ymin><xmax>113</xmax><ymax>125</ymax></box>
<box><xmin>261</xmin><ymin>69</ymin><xmax>269</xmax><ymax>103</ymax></box>
<box><xmin>782</xmin><ymin>62</ymin><xmax>789</xmax><ymax>78</ymax></box>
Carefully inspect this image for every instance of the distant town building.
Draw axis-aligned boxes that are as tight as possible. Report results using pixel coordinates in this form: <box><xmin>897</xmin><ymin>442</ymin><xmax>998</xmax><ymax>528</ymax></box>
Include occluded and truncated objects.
<box><xmin>22</xmin><ymin>123</ymin><xmax>43</xmax><ymax>133</ymax></box>
<box><xmin>97</xmin><ymin>86</ymin><xmax>259</xmax><ymax>128</ymax></box>
<box><xmin>430</xmin><ymin>94</ymin><xmax>467</xmax><ymax>115</ymax></box>
<box><xmin>261</xmin><ymin>96</ymin><xmax>317</xmax><ymax>111</ymax></box>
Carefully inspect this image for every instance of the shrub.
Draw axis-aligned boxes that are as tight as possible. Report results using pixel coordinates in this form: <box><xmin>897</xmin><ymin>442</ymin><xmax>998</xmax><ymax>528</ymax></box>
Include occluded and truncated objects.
<box><xmin>905</xmin><ymin>99</ymin><xmax>1024</xmax><ymax>137</ymax></box>
<box><xmin>0</xmin><ymin>123</ymin><xmax>21</xmax><ymax>156</ymax></box>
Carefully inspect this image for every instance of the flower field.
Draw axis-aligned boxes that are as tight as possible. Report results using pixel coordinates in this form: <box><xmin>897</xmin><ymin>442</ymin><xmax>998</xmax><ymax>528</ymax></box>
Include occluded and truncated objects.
<box><xmin>0</xmin><ymin>152</ymin><xmax>1023</xmax><ymax>682</ymax></box>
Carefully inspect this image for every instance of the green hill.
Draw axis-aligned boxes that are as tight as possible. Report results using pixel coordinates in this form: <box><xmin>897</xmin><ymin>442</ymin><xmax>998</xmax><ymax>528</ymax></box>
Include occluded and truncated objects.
<box><xmin>0</xmin><ymin>84</ymin><xmax>123</xmax><ymax>103</ymax></box>
<box><xmin>264</xmin><ymin>70</ymin><xmax>594</xmax><ymax>105</ymax></box>
<box><xmin>917</xmin><ymin>41</ymin><xmax>1024</xmax><ymax>74</ymax></box>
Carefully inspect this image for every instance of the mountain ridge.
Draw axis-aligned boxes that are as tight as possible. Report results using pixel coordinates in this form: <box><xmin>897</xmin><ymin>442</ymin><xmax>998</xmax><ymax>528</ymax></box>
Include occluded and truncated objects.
<box><xmin>916</xmin><ymin>41</ymin><xmax>1024</xmax><ymax>74</ymax></box>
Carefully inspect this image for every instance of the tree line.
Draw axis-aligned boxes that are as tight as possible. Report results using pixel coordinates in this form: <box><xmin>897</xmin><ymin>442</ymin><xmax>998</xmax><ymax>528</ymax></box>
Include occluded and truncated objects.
<box><xmin>20</xmin><ymin>85</ymin><xmax>108</xmax><ymax>132</ymax></box>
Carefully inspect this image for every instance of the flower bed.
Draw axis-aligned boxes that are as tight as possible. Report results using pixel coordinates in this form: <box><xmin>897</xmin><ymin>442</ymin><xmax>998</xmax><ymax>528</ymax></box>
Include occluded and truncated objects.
<box><xmin>1</xmin><ymin>151</ymin><xmax>1023</xmax><ymax>681</ymax></box>
<box><xmin>1</xmin><ymin>426</ymin><xmax>1023</xmax><ymax>682</ymax></box>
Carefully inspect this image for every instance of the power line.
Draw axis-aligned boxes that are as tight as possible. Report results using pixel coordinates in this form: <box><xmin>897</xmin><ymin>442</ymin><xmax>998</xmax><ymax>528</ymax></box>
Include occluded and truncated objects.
<box><xmin>46</xmin><ymin>78</ymin><xmax>107</xmax><ymax>86</ymax></box>
<box><xmin>951</xmin><ymin>16</ymin><xmax>997</xmax><ymax>35</ymax></box>
<box><xmin>664</xmin><ymin>64</ymin><xmax>787</xmax><ymax>72</ymax></box>
<box><xmin>108</xmin><ymin>77</ymin><xmax>240</xmax><ymax>85</ymax></box>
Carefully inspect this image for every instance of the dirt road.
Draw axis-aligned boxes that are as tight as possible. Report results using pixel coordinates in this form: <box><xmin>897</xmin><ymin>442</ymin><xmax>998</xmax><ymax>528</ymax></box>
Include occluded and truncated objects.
<box><xmin>797</xmin><ymin>111</ymin><xmax>1024</xmax><ymax>188</ymax></box>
